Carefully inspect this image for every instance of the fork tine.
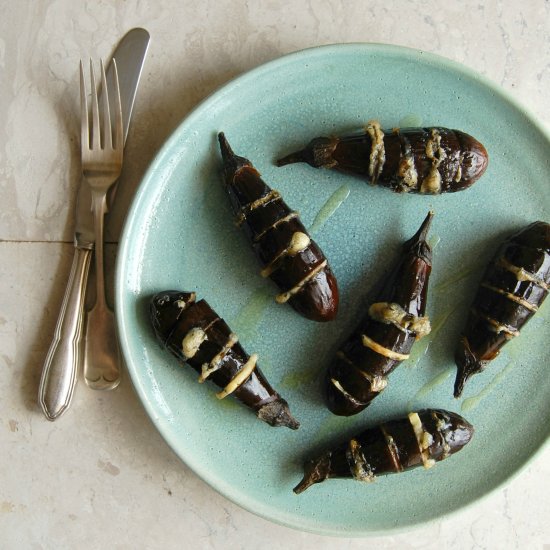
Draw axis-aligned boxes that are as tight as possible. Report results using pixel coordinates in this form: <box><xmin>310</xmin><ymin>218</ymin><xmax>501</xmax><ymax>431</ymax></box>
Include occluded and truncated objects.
<box><xmin>99</xmin><ymin>59</ymin><xmax>112</xmax><ymax>150</ymax></box>
<box><xmin>79</xmin><ymin>60</ymin><xmax>89</xmax><ymax>151</ymax></box>
<box><xmin>89</xmin><ymin>59</ymin><xmax>101</xmax><ymax>150</ymax></box>
<box><xmin>111</xmin><ymin>59</ymin><xmax>123</xmax><ymax>151</ymax></box>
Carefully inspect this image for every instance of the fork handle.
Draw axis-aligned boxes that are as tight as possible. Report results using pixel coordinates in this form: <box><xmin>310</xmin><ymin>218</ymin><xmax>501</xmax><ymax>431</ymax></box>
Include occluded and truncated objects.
<box><xmin>38</xmin><ymin>246</ymin><xmax>92</xmax><ymax>421</ymax></box>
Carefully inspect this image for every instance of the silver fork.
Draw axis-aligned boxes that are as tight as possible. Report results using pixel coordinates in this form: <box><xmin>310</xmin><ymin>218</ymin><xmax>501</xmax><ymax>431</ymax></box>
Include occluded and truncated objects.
<box><xmin>80</xmin><ymin>59</ymin><xmax>123</xmax><ymax>390</ymax></box>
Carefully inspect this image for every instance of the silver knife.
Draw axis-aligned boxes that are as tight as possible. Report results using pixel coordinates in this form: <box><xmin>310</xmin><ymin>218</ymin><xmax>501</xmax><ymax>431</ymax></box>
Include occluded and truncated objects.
<box><xmin>38</xmin><ymin>28</ymin><xmax>150</xmax><ymax>421</ymax></box>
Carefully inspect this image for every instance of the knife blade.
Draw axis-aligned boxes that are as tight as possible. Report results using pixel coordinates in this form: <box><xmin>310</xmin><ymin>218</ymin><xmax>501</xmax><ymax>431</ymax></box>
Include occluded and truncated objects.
<box><xmin>75</xmin><ymin>27</ymin><xmax>151</xmax><ymax>247</ymax></box>
<box><xmin>38</xmin><ymin>28</ymin><xmax>150</xmax><ymax>421</ymax></box>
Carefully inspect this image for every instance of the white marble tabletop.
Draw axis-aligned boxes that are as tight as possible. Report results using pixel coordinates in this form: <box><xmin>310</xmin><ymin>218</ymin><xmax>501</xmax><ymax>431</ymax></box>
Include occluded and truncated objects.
<box><xmin>1</xmin><ymin>1</ymin><xmax>549</xmax><ymax>548</ymax></box>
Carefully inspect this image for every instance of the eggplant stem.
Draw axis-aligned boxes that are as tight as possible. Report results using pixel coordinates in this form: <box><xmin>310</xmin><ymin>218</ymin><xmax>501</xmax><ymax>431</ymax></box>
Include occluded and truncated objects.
<box><xmin>257</xmin><ymin>397</ymin><xmax>300</xmax><ymax>430</ymax></box>
<box><xmin>293</xmin><ymin>453</ymin><xmax>331</xmax><ymax>494</ymax></box>
<box><xmin>218</xmin><ymin>132</ymin><xmax>252</xmax><ymax>178</ymax></box>
<box><xmin>276</xmin><ymin>150</ymin><xmax>307</xmax><ymax>166</ymax></box>
<box><xmin>415</xmin><ymin>210</ymin><xmax>435</xmax><ymax>243</ymax></box>
<box><xmin>454</xmin><ymin>336</ymin><xmax>485</xmax><ymax>397</ymax></box>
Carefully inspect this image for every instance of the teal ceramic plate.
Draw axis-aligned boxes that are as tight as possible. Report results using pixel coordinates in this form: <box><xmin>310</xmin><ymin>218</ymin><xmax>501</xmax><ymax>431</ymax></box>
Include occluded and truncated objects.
<box><xmin>116</xmin><ymin>44</ymin><xmax>550</xmax><ymax>536</ymax></box>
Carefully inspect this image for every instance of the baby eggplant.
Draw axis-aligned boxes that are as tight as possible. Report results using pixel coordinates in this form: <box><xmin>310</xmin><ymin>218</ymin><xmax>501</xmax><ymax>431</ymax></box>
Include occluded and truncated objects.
<box><xmin>294</xmin><ymin>409</ymin><xmax>473</xmax><ymax>493</ymax></box>
<box><xmin>218</xmin><ymin>133</ymin><xmax>339</xmax><ymax>321</ymax></box>
<box><xmin>454</xmin><ymin>221</ymin><xmax>550</xmax><ymax>397</ymax></box>
<box><xmin>277</xmin><ymin>121</ymin><xmax>488</xmax><ymax>194</ymax></box>
<box><xmin>325</xmin><ymin>212</ymin><xmax>434</xmax><ymax>416</ymax></box>
<box><xmin>150</xmin><ymin>291</ymin><xmax>300</xmax><ymax>429</ymax></box>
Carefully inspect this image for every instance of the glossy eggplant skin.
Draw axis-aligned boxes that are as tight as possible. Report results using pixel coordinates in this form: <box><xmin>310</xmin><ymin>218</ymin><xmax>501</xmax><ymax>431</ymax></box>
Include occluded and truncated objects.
<box><xmin>454</xmin><ymin>221</ymin><xmax>550</xmax><ymax>397</ymax></box>
<box><xmin>150</xmin><ymin>291</ymin><xmax>299</xmax><ymax>429</ymax></box>
<box><xmin>277</xmin><ymin>122</ymin><xmax>488</xmax><ymax>194</ymax></box>
<box><xmin>293</xmin><ymin>409</ymin><xmax>473</xmax><ymax>493</ymax></box>
<box><xmin>325</xmin><ymin>212</ymin><xmax>434</xmax><ymax>416</ymax></box>
<box><xmin>218</xmin><ymin>133</ymin><xmax>339</xmax><ymax>322</ymax></box>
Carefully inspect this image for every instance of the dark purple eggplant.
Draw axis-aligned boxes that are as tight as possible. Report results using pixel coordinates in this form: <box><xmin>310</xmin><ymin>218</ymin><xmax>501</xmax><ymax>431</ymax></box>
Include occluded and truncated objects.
<box><xmin>454</xmin><ymin>221</ymin><xmax>550</xmax><ymax>397</ymax></box>
<box><xmin>277</xmin><ymin>121</ymin><xmax>488</xmax><ymax>194</ymax></box>
<box><xmin>294</xmin><ymin>409</ymin><xmax>473</xmax><ymax>493</ymax></box>
<box><xmin>325</xmin><ymin>212</ymin><xmax>434</xmax><ymax>416</ymax></box>
<box><xmin>150</xmin><ymin>291</ymin><xmax>299</xmax><ymax>429</ymax></box>
<box><xmin>218</xmin><ymin>133</ymin><xmax>339</xmax><ymax>322</ymax></box>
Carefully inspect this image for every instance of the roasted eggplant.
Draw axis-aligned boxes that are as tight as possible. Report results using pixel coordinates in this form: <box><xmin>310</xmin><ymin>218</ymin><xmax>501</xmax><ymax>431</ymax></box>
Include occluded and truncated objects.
<box><xmin>454</xmin><ymin>221</ymin><xmax>550</xmax><ymax>397</ymax></box>
<box><xmin>150</xmin><ymin>291</ymin><xmax>299</xmax><ymax>429</ymax></box>
<box><xmin>325</xmin><ymin>212</ymin><xmax>434</xmax><ymax>416</ymax></box>
<box><xmin>294</xmin><ymin>409</ymin><xmax>473</xmax><ymax>493</ymax></box>
<box><xmin>277</xmin><ymin>121</ymin><xmax>488</xmax><ymax>194</ymax></box>
<box><xmin>218</xmin><ymin>133</ymin><xmax>339</xmax><ymax>322</ymax></box>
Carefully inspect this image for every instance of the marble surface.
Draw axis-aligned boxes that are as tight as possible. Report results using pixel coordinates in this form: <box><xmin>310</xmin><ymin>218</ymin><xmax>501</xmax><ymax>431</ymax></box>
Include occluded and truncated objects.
<box><xmin>1</xmin><ymin>1</ymin><xmax>549</xmax><ymax>548</ymax></box>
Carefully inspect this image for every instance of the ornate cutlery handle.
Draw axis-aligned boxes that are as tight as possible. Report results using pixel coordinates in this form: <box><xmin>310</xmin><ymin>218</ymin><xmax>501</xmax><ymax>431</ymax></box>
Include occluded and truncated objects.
<box><xmin>38</xmin><ymin>247</ymin><xmax>92</xmax><ymax>420</ymax></box>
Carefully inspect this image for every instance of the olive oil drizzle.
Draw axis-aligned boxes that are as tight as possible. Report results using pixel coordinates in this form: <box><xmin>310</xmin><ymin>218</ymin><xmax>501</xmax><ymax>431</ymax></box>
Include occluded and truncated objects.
<box><xmin>309</xmin><ymin>184</ymin><xmax>351</xmax><ymax>235</ymax></box>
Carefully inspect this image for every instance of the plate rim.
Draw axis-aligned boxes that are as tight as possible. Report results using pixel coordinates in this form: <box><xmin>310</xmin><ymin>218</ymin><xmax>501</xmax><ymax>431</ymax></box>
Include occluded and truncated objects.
<box><xmin>115</xmin><ymin>42</ymin><xmax>550</xmax><ymax>536</ymax></box>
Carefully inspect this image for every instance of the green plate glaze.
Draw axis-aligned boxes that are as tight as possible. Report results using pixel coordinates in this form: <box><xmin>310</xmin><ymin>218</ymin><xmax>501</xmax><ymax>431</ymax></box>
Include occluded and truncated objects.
<box><xmin>116</xmin><ymin>44</ymin><xmax>550</xmax><ymax>536</ymax></box>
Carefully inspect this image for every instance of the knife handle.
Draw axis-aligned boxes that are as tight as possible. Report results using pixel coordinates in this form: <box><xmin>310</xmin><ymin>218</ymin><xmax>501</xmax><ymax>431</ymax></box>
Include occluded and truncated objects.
<box><xmin>38</xmin><ymin>246</ymin><xmax>92</xmax><ymax>421</ymax></box>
